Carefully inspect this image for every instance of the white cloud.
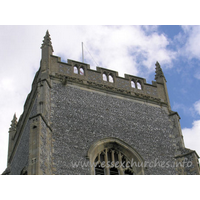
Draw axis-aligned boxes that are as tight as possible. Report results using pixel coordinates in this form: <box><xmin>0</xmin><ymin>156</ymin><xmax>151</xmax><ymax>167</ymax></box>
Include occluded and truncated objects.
<box><xmin>176</xmin><ymin>26</ymin><xmax>200</xmax><ymax>81</ymax></box>
<box><xmin>194</xmin><ymin>100</ymin><xmax>200</xmax><ymax>115</ymax></box>
<box><xmin>79</xmin><ymin>26</ymin><xmax>176</xmax><ymax>77</ymax></box>
<box><xmin>180</xmin><ymin>26</ymin><xmax>200</xmax><ymax>60</ymax></box>
<box><xmin>181</xmin><ymin>99</ymin><xmax>200</xmax><ymax>156</ymax></box>
<box><xmin>182</xmin><ymin>120</ymin><xmax>200</xmax><ymax>156</ymax></box>
<box><xmin>0</xmin><ymin>25</ymin><xmax>178</xmax><ymax>173</ymax></box>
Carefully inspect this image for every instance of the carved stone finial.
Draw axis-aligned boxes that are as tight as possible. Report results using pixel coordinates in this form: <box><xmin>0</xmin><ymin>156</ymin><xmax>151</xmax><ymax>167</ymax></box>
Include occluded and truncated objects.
<box><xmin>155</xmin><ymin>61</ymin><xmax>166</xmax><ymax>81</ymax></box>
<box><xmin>41</xmin><ymin>30</ymin><xmax>54</xmax><ymax>52</ymax></box>
<box><xmin>9</xmin><ymin>113</ymin><xmax>17</xmax><ymax>133</ymax></box>
<box><xmin>155</xmin><ymin>61</ymin><xmax>160</xmax><ymax>68</ymax></box>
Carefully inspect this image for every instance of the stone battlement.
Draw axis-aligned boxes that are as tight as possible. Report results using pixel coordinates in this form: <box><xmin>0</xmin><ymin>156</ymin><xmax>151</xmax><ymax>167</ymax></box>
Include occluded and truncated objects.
<box><xmin>49</xmin><ymin>55</ymin><xmax>166</xmax><ymax>105</ymax></box>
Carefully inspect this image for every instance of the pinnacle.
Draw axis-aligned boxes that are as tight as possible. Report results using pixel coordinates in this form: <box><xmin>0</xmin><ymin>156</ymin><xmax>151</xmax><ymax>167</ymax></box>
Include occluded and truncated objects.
<box><xmin>9</xmin><ymin>113</ymin><xmax>17</xmax><ymax>132</ymax></box>
<box><xmin>41</xmin><ymin>30</ymin><xmax>54</xmax><ymax>52</ymax></box>
<box><xmin>155</xmin><ymin>61</ymin><xmax>166</xmax><ymax>81</ymax></box>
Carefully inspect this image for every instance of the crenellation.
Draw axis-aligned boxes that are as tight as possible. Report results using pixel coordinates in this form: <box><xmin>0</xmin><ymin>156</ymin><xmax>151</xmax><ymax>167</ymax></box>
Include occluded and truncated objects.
<box><xmin>48</xmin><ymin>56</ymin><xmax>168</xmax><ymax>104</ymax></box>
<box><xmin>97</xmin><ymin>67</ymin><xmax>119</xmax><ymax>84</ymax></box>
<box><xmin>87</xmin><ymin>69</ymin><xmax>102</xmax><ymax>83</ymax></box>
<box><xmin>115</xmin><ymin>77</ymin><xmax>130</xmax><ymax>90</ymax></box>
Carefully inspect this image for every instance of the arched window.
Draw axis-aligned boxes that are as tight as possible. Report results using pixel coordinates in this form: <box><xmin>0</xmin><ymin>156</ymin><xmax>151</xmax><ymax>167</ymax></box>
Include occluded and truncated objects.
<box><xmin>109</xmin><ymin>75</ymin><xmax>114</xmax><ymax>83</ymax></box>
<box><xmin>131</xmin><ymin>80</ymin><xmax>136</xmax><ymax>88</ymax></box>
<box><xmin>137</xmin><ymin>81</ymin><xmax>142</xmax><ymax>90</ymax></box>
<box><xmin>80</xmin><ymin>67</ymin><xmax>84</xmax><ymax>75</ymax></box>
<box><xmin>93</xmin><ymin>148</ymin><xmax>134</xmax><ymax>175</ymax></box>
<box><xmin>74</xmin><ymin>66</ymin><xmax>78</xmax><ymax>74</ymax></box>
<box><xmin>74</xmin><ymin>65</ymin><xmax>85</xmax><ymax>76</ymax></box>
<box><xmin>88</xmin><ymin>138</ymin><xmax>144</xmax><ymax>175</ymax></box>
<box><xmin>103</xmin><ymin>73</ymin><xmax>107</xmax><ymax>81</ymax></box>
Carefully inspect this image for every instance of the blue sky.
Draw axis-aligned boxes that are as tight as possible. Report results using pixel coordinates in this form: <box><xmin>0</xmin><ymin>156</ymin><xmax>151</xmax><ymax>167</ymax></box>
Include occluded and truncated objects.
<box><xmin>0</xmin><ymin>25</ymin><xmax>200</xmax><ymax>175</ymax></box>
<box><xmin>157</xmin><ymin>26</ymin><xmax>200</xmax><ymax>128</ymax></box>
<box><xmin>140</xmin><ymin>26</ymin><xmax>200</xmax><ymax>130</ymax></box>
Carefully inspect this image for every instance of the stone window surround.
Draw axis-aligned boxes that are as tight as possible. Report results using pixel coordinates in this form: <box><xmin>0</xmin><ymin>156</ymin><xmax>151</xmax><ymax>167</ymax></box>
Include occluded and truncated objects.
<box><xmin>102</xmin><ymin>72</ymin><xmax>114</xmax><ymax>83</ymax></box>
<box><xmin>87</xmin><ymin>137</ymin><xmax>144</xmax><ymax>175</ymax></box>
<box><xmin>131</xmin><ymin>79</ymin><xmax>143</xmax><ymax>90</ymax></box>
<box><xmin>73</xmin><ymin>65</ymin><xmax>85</xmax><ymax>76</ymax></box>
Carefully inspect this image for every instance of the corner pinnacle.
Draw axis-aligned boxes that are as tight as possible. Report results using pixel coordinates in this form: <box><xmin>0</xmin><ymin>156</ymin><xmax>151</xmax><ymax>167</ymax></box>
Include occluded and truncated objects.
<box><xmin>155</xmin><ymin>61</ymin><xmax>166</xmax><ymax>82</ymax></box>
<box><xmin>9</xmin><ymin>113</ymin><xmax>18</xmax><ymax>132</ymax></box>
<box><xmin>41</xmin><ymin>30</ymin><xmax>54</xmax><ymax>52</ymax></box>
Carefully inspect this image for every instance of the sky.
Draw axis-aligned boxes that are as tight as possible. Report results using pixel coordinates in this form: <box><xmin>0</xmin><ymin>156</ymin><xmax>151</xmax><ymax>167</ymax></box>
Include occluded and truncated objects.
<box><xmin>0</xmin><ymin>25</ymin><xmax>200</xmax><ymax>174</ymax></box>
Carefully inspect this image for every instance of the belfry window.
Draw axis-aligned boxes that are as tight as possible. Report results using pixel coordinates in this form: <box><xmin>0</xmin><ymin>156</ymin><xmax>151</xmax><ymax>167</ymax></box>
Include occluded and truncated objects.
<box><xmin>87</xmin><ymin>138</ymin><xmax>144</xmax><ymax>175</ymax></box>
<box><xmin>94</xmin><ymin>148</ymin><xmax>134</xmax><ymax>175</ymax></box>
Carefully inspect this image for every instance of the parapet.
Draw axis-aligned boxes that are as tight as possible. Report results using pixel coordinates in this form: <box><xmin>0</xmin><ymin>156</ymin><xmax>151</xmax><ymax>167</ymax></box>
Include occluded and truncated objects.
<box><xmin>49</xmin><ymin>55</ymin><xmax>168</xmax><ymax>106</ymax></box>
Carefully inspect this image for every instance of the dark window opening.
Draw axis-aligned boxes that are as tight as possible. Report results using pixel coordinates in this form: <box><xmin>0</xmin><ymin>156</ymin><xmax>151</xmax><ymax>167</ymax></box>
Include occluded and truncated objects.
<box><xmin>95</xmin><ymin>165</ymin><xmax>105</xmax><ymax>175</ymax></box>
<box><xmin>110</xmin><ymin>167</ymin><xmax>119</xmax><ymax>175</ymax></box>
<box><xmin>124</xmin><ymin>169</ymin><xmax>134</xmax><ymax>175</ymax></box>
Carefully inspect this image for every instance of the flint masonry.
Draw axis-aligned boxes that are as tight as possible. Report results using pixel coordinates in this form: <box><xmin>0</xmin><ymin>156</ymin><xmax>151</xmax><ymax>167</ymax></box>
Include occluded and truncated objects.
<box><xmin>2</xmin><ymin>31</ymin><xmax>200</xmax><ymax>175</ymax></box>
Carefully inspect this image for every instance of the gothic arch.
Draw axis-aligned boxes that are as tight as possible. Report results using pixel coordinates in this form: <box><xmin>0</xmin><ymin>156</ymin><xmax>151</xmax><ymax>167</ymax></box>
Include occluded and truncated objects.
<box><xmin>87</xmin><ymin>137</ymin><xmax>144</xmax><ymax>175</ymax></box>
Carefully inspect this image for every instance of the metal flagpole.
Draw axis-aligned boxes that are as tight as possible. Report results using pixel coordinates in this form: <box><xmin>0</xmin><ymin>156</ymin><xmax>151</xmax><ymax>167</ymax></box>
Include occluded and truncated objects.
<box><xmin>82</xmin><ymin>42</ymin><xmax>84</xmax><ymax>63</ymax></box>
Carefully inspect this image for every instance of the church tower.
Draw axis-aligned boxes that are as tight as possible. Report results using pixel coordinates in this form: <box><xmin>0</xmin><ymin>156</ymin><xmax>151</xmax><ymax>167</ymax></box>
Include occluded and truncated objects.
<box><xmin>2</xmin><ymin>31</ymin><xmax>200</xmax><ymax>175</ymax></box>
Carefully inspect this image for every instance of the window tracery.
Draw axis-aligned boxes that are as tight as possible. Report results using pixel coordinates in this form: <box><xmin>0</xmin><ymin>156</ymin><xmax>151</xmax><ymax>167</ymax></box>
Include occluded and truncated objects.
<box><xmin>88</xmin><ymin>138</ymin><xmax>144</xmax><ymax>175</ymax></box>
<box><xmin>94</xmin><ymin>148</ymin><xmax>134</xmax><ymax>175</ymax></box>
